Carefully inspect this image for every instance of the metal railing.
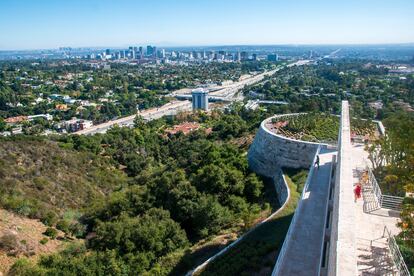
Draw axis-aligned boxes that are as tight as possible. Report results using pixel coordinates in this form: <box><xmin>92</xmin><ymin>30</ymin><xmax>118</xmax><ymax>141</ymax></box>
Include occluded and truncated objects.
<box><xmin>366</xmin><ymin>166</ymin><xmax>383</xmax><ymax>209</ymax></box>
<box><xmin>318</xmin><ymin>154</ymin><xmax>337</xmax><ymax>276</ymax></box>
<box><xmin>383</xmin><ymin>226</ymin><xmax>411</xmax><ymax>276</ymax></box>
<box><xmin>366</xmin><ymin>165</ymin><xmax>404</xmax><ymax>211</ymax></box>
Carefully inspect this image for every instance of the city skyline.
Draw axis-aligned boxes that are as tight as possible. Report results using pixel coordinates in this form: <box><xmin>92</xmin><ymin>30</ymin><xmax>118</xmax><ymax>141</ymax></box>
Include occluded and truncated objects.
<box><xmin>0</xmin><ymin>0</ymin><xmax>414</xmax><ymax>50</ymax></box>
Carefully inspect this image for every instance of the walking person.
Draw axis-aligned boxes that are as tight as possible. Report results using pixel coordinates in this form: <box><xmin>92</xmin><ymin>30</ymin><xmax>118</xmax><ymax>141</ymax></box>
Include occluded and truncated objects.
<box><xmin>354</xmin><ymin>183</ymin><xmax>362</xmax><ymax>202</ymax></box>
<box><xmin>315</xmin><ymin>155</ymin><xmax>320</xmax><ymax>169</ymax></box>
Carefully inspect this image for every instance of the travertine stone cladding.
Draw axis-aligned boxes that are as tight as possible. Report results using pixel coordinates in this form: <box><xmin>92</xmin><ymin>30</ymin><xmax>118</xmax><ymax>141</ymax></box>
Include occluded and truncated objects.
<box><xmin>248</xmin><ymin>115</ymin><xmax>324</xmax><ymax>177</ymax></box>
<box><xmin>272</xmin><ymin>169</ymin><xmax>288</xmax><ymax>205</ymax></box>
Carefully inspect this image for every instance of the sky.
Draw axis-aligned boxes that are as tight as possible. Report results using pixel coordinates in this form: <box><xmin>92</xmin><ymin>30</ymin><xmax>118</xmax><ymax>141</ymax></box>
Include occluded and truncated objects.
<box><xmin>0</xmin><ymin>0</ymin><xmax>413</xmax><ymax>50</ymax></box>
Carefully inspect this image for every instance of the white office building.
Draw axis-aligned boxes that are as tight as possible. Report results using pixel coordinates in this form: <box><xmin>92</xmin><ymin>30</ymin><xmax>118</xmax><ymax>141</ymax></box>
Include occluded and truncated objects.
<box><xmin>192</xmin><ymin>88</ymin><xmax>209</xmax><ymax>111</ymax></box>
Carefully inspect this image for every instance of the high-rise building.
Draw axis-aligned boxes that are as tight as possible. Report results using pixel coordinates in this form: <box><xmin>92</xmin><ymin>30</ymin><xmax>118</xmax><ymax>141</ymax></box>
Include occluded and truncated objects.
<box><xmin>241</xmin><ymin>51</ymin><xmax>248</xmax><ymax>61</ymax></box>
<box><xmin>252</xmin><ymin>53</ymin><xmax>257</xmax><ymax>61</ymax></box>
<box><xmin>267</xmin><ymin>54</ymin><xmax>279</xmax><ymax>61</ymax></box>
<box><xmin>235</xmin><ymin>51</ymin><xmax>241</xmax><ymax>62</ymax></box>
<box><xmin>147</xmin><ymin>45</ymin><xmax>154</xmax><ymax>56</ymax></box>
<box><xmin>105</xmin><ymin>49</ymin><xmax>111</xmax><ymax>55</ymax></box>
<box><xmin>192</xmin><ymin>88</ymin><xmax>208</xmax><ymax>111</ymax></box>
<box><xmin>139</xmin><ymin>46</ymin><xmax>143</xmax><ymax>59</ymax></box>
<box><xmin>160</xmin><ymin>49</ymin><xmax>166</xmax><ymax>58</ymax></box>
<box><xmin>152</xmin><ymin>46</ymin><xmax>157</xmax><ymax>58</ymax></box>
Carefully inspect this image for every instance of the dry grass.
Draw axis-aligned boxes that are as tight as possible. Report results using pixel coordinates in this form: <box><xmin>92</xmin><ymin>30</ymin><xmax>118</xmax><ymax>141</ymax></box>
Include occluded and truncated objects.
<box><xmin>0</xmin><ymin>209</ymin><xmax>68</xmax><ymax>274</ymax></box>
<box><xmin>0</xmin><ymin>138</ymin><xmax>128</xmax><ymax>220</ymax></box>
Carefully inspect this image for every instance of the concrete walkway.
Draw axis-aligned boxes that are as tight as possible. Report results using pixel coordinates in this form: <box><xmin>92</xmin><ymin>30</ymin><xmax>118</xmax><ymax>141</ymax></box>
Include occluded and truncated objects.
<box><xmin>351</xmin><ymin>143</ymin><xmax>400</xmax><ymax>276</ymax></box>
<box><xmin>277</xmin><ymin>148</ymin><xmax>336</xmax><ymax>275</ymax></box>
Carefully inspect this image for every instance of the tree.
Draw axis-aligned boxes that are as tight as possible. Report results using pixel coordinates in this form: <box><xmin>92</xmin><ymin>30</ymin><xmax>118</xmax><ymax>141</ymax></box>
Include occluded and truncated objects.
<box><xmin>244</xmin><ymin>173</ymin><xmax>263</xmax><ymax>201</ymax></box>
<box><xmin>133</xmin><ymin>115</ymin><xmax>146</xmax><ymax>129</ymax></box>
<box><xmin>0</xmin><ymin>118</ymin><xmax>6</xmax><ymax>132</ymax></box>
<box><xmin>90</xmin><ymin>208</ymin><xmax>189</xmax><ymax>266</ymax></box>
<box><xmin>192</xmin><ymin>195</ymin><xmax>233</xmax><ymax>238</ymax></box>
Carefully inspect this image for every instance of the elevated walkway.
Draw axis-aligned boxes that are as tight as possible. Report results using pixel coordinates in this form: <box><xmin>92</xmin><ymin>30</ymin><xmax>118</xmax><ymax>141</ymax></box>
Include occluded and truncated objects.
<box><xmin>243</xmin><ymin>100</ymin><xmax>405</xmax><ymax>275</ymax></box>
<box><xmin>327</xmin><ymin>101</ymin><xmax>401</xmax><ymax>276</ymax></box>
<box><xmin>274</xmin><ymin>147</ymin><xmax>336</xmax><ymax>275</ymax></box>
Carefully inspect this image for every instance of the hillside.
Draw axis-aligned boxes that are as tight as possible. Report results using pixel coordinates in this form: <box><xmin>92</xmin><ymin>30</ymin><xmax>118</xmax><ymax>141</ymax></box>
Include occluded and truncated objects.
<box><xmin>0</xmin><ymin>136</ymin><xmax>129</xmax><ymax>224</ymax></box>
<box><xmin>0</xmin><ymin>208</ymin><xmax>69</xmax><ymax>274</ymax></box>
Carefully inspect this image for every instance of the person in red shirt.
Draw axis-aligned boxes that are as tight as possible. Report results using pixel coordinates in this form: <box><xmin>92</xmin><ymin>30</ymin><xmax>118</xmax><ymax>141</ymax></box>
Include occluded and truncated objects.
<box><xmin>354</xmin><ymin>183</ymin><xmax>362</xmax><ymax>202</ymax></box>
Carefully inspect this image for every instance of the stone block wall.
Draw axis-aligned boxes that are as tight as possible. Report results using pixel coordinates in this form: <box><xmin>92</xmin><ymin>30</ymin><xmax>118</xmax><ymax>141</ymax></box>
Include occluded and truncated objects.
<box><xmin>248</xmin><ymin>115</ymin><xmax>324</xmax><ymax>178</ymax></box>
<box><xmin>272</xmin><ymin>169</ymin><xmax>289</xmax><ymax>206</ymax></box>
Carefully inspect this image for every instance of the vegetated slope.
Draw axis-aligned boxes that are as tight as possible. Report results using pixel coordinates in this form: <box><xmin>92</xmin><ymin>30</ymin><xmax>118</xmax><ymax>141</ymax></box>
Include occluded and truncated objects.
<box><xmin>0</xmin><ymin>208</ymin><xmax>66</xmax><ymax>274</ymax></box>
<box><xmin>0</xmin><ymin>136</ymin><xmax>128</xmax><ymax>223</ymax></box>
<box><xmin>197</xmin><ymin>169</ymin><xmax>307</xmax><ymax>276</ymax></box>
<box><xmin>6</xmin><ymin>109</ymin><xmax>274</xmax><ymax>275</ymax></box>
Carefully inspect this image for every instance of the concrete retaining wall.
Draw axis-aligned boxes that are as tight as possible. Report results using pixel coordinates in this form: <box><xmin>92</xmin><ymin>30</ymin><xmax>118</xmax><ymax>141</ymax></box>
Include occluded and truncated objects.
<box><xmin>248</xmin><ymin>114</ymin><xmax>326</xmax><ymax>177</ymax></box>
<box><xmin>272</xmin><ymin>169</ymin><xmax>289</xmax><ymax>205</ymax></box>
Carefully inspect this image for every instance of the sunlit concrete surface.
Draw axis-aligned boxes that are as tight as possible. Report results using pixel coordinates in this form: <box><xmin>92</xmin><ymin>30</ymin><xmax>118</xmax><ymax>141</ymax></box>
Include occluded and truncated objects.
<box><xmin>276</xmin><ymin>148</ymin><xmax>336</xmax><ymax>275</ymax></box>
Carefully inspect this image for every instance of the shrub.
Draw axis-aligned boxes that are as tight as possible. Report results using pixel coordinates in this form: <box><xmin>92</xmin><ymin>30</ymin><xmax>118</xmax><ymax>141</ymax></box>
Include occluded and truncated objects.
<box><xmin>56</xmin><ymin>219</ymin><xmax>70</xmax><ymax>234</ymax></box>
<box><xmin>69</xmin><ymin>222</ymin><xmax>87</xmax><ymax>238</ymax></box>
<box><xmin>0</xmin><ymin>233</ymin><xmax>19</xmax><ymax>251</ymax></box>
<box><xmin>33</xmin><ymin>177</ymin><xmax>49</xmax><ymax>191</ymax></box>
<box><xmin>43</xmin><ymin>228</ymin><xmax>58</xmax><ymax>239</ymax></box>
<box><xmin>9</xmin><ymin>258</ymin><xmax>43</xmax><ymax>276</ymax></box>
<box><xmin>40</xmin><ymin>211</ymin><xmax>58</xmax><ymax>226</ymax></box>
<box><xmin>39</xmin><ymin>238</ymin><xmax>49</xmax><ymax>245</ymax></box>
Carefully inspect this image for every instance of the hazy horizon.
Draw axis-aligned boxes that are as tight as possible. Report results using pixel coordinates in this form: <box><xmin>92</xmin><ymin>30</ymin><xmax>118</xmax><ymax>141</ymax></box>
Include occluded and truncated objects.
<box><xmin>2</xmin><ymin>42</ymin><xmax>414</xmax><ymax>52</ymax></box>
<box><xmin>1</xmin><ymin>0</ymin><xmax>413</xmax><ymax>50</ymax></box>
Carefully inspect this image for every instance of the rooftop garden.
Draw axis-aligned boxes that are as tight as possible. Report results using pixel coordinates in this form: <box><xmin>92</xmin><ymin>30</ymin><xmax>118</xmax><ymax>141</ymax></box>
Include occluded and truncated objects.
<box><xmin>267</xmin><ymin>112</ymin><xmax>378</xmax><ymax>144</ymax></box>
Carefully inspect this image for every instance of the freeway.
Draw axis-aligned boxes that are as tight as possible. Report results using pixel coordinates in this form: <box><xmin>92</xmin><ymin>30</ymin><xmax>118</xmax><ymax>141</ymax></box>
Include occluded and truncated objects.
<box><xmin>76</xmin><ymin>60</ymin><xmax>311</xmax><ymax>135</ymax></box>
<box><xmin>75</xmin><ymin>100</ymin><xmax>191</xmax><ymax>135</ymax></box>
<box><xmin>207</xmin><ymin>60</ymin><xmax>311</xmax><ymax>101</ymax></box>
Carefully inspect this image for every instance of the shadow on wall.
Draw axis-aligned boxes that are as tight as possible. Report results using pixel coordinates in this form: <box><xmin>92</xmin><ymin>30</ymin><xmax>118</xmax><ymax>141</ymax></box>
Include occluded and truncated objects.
<box><xmin>248</xmin><ymin>119</ymin><xmax>323</xmax><ymax>177</ymax></box>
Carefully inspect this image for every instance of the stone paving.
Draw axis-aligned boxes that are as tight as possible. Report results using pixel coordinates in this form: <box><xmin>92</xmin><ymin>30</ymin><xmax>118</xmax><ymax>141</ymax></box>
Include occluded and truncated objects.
<box><xmin>331</xmin><ymin>101</ymin><xmax>358</xmax><ymax>276</ymax></box>
<box><xmin>277</xmin><ymin>148</ymin><xmax>336</xmax><ymax>275</ymax></box>
<box><xmin>351</xmin><ymin>143</ymin><xmax>401</xmax><ymax>276</ymax></box>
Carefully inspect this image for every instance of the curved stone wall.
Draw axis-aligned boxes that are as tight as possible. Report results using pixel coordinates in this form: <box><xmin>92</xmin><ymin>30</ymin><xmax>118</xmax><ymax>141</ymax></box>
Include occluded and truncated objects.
<box><xmin>248</xmin><ymin>114</ymin><xmax>328</xmax><ymax>177</ymax></box>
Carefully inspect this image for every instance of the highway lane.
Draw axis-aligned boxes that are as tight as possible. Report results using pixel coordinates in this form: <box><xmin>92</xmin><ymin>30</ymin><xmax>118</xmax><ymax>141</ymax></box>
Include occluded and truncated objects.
<box><xmin>75</xmin><ymin>100</ymin><xmax>192</xmax><ymax>135</ymax></box>
<box><xmin>76</xmin><ymin>60</ymin><xmax>311</xmax><ymax>135</ymax></box>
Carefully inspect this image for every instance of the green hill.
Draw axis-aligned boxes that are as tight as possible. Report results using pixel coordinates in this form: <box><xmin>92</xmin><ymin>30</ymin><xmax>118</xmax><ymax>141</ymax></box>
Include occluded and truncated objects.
<box><xmin>0</xmin><ymin>136</ymin><xmax>128</xmax><ymax>224</ymax></box>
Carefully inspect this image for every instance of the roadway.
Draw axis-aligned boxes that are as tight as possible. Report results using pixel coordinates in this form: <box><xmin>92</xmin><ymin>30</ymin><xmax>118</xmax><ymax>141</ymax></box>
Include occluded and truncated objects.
<box><xmin>76</xmin><ymin>60</ymin><xmax>311</xmax><ymax>135</ymax></box>
<box><xmin>75</xmin><ymin>100</ymin><xmax>191</xmax><ymax>135</ymax></box>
